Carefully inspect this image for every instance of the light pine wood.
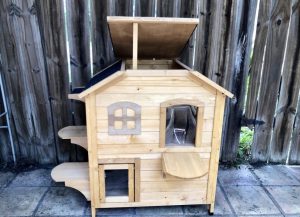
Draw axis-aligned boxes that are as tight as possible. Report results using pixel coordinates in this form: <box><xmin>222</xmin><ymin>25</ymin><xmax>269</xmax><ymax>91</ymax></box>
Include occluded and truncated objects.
<box><xmin>97</xmin><ymin>119</ymin><xmax>213</xmax><ymax>133</ymax></box>
<box><xmin>159</xmin><ymin>106</ymin><xmax>166</xmax><ymax>148</ymax></box>
<box><xmin>160</xmin><ymin>98</ymin><xmax>204</xmax><ymax>108</ymax></box>
<box><xmin>128</xmin><ymin>164</ymin><xmax>135</xmax><ymax>202</ymax></box>
<box><xmin>141</xmin><ymin>171</ymin><xmax>209</xmax><ymax>182</ymax></box>
<box><xmin>132</xmin><ymin>23</ymin><xmax>138</xmax><ymax>69</ymax></box>
<box><xmin>68</xmin><ymin>93</ymin><xmax>85</xmax><ymax>102</ymax></box>
<box><xmin>86</xmin><ymin>93</ymin><xmax>100</xmax><ymax>210</ymax></box>
<box><xmin>98</xmin><ymin>152</ymin><xmax>211</xmax><ymax>160</ymax></box>
<box><xmin>96</xmin><ymin>106</ymin><xmax>216</xmax><ymax>120</ymax></box>
<box><xmin>58</xmin><ymin>126</ymin><xmax>87</xmax><ymax>150</ymax></box>
<box><xmin>98</xmin><ymin>145</ymin><xmax>212</xmax><ymax>154</ymax></box>
<box><xmin>195</xmin><ymin>106</ymin><xmax>204</xmax><ymax>147</ymax></box>
<box><xmin>98</xmin><ymin>164</ymin><xmax>105</xmax><ymax>202</ymax></box>
<box><xmin>207</xmin><ymin>92</ymin><xmax>226</xmax><ymax>212</ymax></box>
<box><xmin>99</xmin><ymin>198</ymin><xmax>207</xmax><ymax>208</ymax></box>
<box><xmin>95</xmin><ymin>93</ymin><xmax>216</xmax><ymax>107</ymax></box>
<box><xmin>107</xmin><ymin>16</ymin><xmax>199</xmax><ymax>24</ymax></box>
<box><xmin>105</xmin><ymin>196</ymin><xmax>129</xmax><ymax>203</ymax></box>
<box><xmin>134</xmin><ymin>158</ymin><xmax>141</xmax><ymax>202</ymax></box>
<box><xmin>51</xmin><ymin>162</ymin><xmax>90</xmax><ymax>200</ymax></box>
<box><xmin>107</xmin><ymin>16</ymin><xmax>198</xmax><ymax>58</ymax></box>
<box><xmin>162</xmin><ymin>152</ymin><xmax>209</xmax><ymax>179</ymax></box>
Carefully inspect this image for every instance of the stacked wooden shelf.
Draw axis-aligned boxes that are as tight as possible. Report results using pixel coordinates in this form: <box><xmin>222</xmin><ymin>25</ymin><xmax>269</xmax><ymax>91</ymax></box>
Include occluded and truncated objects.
<box><xmin>52</xmin><ymin>126</ymin><xmax>90</xmax><ymax>200</ymax></box>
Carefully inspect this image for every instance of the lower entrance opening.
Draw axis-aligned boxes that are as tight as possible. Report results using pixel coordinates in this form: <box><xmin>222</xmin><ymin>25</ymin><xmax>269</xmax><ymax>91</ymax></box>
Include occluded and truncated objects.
<box><xmin>105</xmin><ymin>169</ymin><xmax>128</xmax><ymax>197</ymax></box>
<box><xmin>99</xmin><ymin>163</ymin><xmax>135</xmax><ymax>203</ymax></box>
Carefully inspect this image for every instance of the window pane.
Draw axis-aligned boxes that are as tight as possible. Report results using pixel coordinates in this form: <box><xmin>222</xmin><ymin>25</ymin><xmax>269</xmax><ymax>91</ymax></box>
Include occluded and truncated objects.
<box><xmin>165</xmin><ymin>105</ymin><xmax>197</xmax><ymax>146</ymax></box>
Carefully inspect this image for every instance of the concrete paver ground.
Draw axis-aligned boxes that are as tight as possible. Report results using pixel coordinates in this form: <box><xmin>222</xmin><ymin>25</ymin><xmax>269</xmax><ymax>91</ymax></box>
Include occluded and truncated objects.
<box><xmin>0</xmin><ymin>164</ymin><xmax>299</xmax><ymax>217</ymax></box>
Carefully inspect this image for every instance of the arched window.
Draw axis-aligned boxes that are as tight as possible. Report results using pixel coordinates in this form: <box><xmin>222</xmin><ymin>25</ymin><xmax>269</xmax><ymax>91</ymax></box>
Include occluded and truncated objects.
<box><xmin>160</xmin><ymin>99</ymin><xmax>204</xmax><ymax>147</ymax></box>
<box><xmin>107</xmin><ymin>102</ymin><xmax>141</xmax><ymax>135</ymax></box>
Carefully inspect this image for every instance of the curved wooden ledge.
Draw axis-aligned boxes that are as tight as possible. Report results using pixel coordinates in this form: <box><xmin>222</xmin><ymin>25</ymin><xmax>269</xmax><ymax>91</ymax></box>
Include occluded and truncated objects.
<box><xmin>162</xmin><ymin>152</ymin><xmax>208</xmax><ymax>179</ymax></box>
<box><xmin>58</xmin><ymin>126</ymin><xmax>87</xmax><ymax>150</ymax></box>
<box><xmin>51</xmin><ymin>162</ymin><xmax>90</xmax><ymax>201</ymax></box>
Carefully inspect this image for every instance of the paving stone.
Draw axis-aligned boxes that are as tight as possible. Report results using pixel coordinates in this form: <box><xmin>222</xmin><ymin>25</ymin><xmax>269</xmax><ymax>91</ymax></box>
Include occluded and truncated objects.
<box><xmin>218</xmin><ymin>165</ymin><xmax>259</xmax><ymax>186</ymax></box>
<box><xmin>184</xmin><ymin>186</ymin><xmax>232</xmax><ymax>215</ymax></box>
<box><xmin>9</xmin><ymin>169</ymin><xmax>53</xmax><ymax>187</ymax></box>
<box><xmin>136</xmin><ymin>205</ymin><xmax>183</xmax><ymax>216</ymax></box>
<box><xmin>267</xmin><ymin>186</ymin><xmax>300</xmax><ymax>215</ymax></box>
<box><xmin>224</xmin><ymin>185</ymin><xmax>280</xmax><ymax>215</ymax></box>
<box><xmin>0</xmin><ymin>186</ymin><xmax>47</xmax><ymax>216</ymax></box>
<box><xmin>85</xmin><ymin>205</ymin><xmax>135</xmax><ymax>216</ymax></box>
<box><xmin>252</xmin><ymin>165</ymin><xmax>300</xmax><ymax>186</ymax></box>
<box><xmin>36</xmin><ymin>187</ymin><xmax>86</xmax><ymax>216</ymax></box>
<box><xmin>0</xmin><ymin>171</ymin><xmax>15</xmax><ymax>187</ymax></box>
<box><xmin>285</xmin><ymin>166</ymin><xmax>300</xmax><ymax>180</ymax></box>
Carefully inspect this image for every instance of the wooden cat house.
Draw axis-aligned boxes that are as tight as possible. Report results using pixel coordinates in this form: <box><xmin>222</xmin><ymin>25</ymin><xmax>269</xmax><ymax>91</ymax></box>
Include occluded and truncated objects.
<box><xmin>51</xmin><ymin>16</ymin><xmax>233</xmax><ymax>217</ymax></box>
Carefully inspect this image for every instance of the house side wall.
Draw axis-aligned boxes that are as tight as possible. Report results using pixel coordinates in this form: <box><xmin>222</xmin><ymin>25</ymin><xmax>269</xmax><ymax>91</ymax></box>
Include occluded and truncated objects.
<box><xmin>94</xmin><ymin>72</ymin><xmax>217</xmax><ymax>205</ymax></box>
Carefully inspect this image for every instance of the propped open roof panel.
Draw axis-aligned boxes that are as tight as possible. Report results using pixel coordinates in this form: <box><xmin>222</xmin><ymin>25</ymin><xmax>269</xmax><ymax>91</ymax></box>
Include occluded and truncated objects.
<box><xmin>108</xmin><ymin>16</ymin><xmax>198</xmax><ymax>58</ymax></box>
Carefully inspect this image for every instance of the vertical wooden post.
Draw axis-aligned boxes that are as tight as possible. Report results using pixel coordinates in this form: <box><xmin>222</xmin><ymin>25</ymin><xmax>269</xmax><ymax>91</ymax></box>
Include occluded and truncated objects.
<box><xmin>207</xmin><ymin>92</ymin><xmax>226</xmax><ymax>214</ymax></box>
<box><xmin>85</xmin><ymin>93</ymin><xmax>99</xmax><ymax>216</ymax></box>
<box><xmin>132</xmin><ymin>22</ymin><xmax>138</xmax><ymax>69</ymax></box>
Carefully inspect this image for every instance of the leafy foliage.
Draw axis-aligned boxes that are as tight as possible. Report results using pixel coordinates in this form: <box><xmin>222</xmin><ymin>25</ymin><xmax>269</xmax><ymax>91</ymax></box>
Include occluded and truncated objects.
<box><xmin>238</xmin><ymin>127</ymin><xmax>254</xmax><ymax>161</ymax></box>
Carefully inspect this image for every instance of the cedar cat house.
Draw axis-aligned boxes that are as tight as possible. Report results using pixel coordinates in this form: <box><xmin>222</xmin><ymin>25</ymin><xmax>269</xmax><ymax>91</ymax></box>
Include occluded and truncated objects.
<box><xmin>51</xmin><ymin>16</ymin><xmax>233</xmax><ymax>217</ymax></box>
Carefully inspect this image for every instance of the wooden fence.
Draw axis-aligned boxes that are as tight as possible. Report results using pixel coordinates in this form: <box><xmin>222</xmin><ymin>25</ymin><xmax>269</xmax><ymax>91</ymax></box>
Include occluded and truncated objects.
<box><xmin>0</xmin><ymin>0</ymin><xmax>299</xmax><ymax>165</ymax></box>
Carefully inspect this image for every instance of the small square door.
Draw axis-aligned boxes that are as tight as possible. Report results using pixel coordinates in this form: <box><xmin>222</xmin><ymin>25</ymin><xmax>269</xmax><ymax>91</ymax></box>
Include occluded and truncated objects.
<box><xmin>98</xmin><ymin>163</ymin><xmax>135</xmax><ymax>203</ymax></box>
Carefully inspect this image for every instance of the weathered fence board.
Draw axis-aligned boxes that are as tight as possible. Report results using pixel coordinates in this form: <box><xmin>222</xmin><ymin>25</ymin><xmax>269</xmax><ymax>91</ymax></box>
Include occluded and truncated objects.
<box><xmin>0</xmin><ymin>0</ymin><xmax>56</xmax><ymax>164</ymax></box>
<box><xmin>204</xmin><ymin>0</ymin><xmax>226</xmax><ymax>83</ymax></box>
<box><xmin>92</xmin><ymin>0</ymin><xmax>116</xmax><ymax>73</ymax></box>
<box><xmin>194</xmin><ymin>0</ymin><xmax>209</xmax><ymax>73</ymax></box>
<box><xmin>288</xmin><ymin>1</ymin><xmax>300</xmax><ymax>165</ymax></box>
<box><xmin>270</xmin><ymin>1</ymin><xmax>300</xmax><ymax>163</ymax></box>
<box><xmin>221</xmin><ymin>0</ymin><xmax>258</xmax><ymax>162</ymax></box>
<box><xmin>36</xmin><ymin>0</ymin><xmax>79</xmax><ymax>163</ymax></box>
<box><xmin>245</xmin><ymin>0</ymin><xmax>273</xmax><ymax>121</ymax></box>
<box><xmin>65</xmin><ymin>0</ymin><xmax>89</xmax><ymax>129</ymax></box>
<box><xmin>251</xmin><ymin>0</ymin><xmax>292</xmax><ymax>162</ymax></box>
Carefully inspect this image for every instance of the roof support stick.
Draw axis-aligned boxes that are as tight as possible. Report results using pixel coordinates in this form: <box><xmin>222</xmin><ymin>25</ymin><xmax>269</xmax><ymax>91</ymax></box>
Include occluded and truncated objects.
<box><xmin>132</xmin><ymin>22</ymin><xmax>138</xmax><ymax>69</ymax></box>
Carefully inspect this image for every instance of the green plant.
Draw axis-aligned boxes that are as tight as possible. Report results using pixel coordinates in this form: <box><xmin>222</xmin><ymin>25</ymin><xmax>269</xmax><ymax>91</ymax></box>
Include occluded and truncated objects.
<box><xmin>238</xmin><ymin>127</ymin><xmax>253</xmax><ymax>161</ymax></box>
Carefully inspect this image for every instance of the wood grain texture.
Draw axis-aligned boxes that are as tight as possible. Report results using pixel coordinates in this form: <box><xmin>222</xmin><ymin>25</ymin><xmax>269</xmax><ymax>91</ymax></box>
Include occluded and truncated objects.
<box><xmin>108</xmin><ymin>16</ymin><xmax>198</xmax><ymax>58</ymax></box>
<box><xmin>0</xmin><ymin>0</ymin><xmax>55</xmax><ymax>163</ymax></box>
<box><xmin>207</xmin><ymin>92</ymin><xmax>225</xmax><ymax>208</ymax></box>
<box><xmin>204</xmin><ymin>0</ymin><xmax>226</xmax><ymax>83</ymax></box>
<box><xmin>65</xmin><ymin>0</ymin><xmax>90</xmax><ymax>127</ymax></box>
<box><xmin>270</xmin><ymin>2</ymin><xmax>300</xmax><ymax>163</ymax></box>
<box><xmin>37</xmin><ymin>0</ymin><xmax>83</xmax><ymax>163</ymax></box>
<box><xmin>221</xmin><ymin>0</ymin><xmax>257</xmax><ymax>162</ymax></box>
<box><xmin>51</xmin><ymin>162</ymin><xmax>90</xmax><ymax>200</ymax></box>
<box><xmin>162</xmin><ymin>152</ymin><xmax>209</xmax><ymax>179</ymax></box>
<box><xmin>91</xmin><ymin>0</ymin><xmax>116</xmax><ymax>74</ymax></box>
<box><xmin>251</xmin><ymin>0</ymin><xmax>292</xmax><ymax>162</ymax></box>
<box><xmin>245</xmin><ymin>0</ymin><xmax>273</xmax><ymax>120</ymax></box>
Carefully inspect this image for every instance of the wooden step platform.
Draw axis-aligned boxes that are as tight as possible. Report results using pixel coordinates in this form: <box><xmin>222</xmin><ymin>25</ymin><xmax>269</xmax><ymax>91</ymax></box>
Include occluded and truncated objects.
<box><xmin>58</xmin><ymin>126</ymin><xmax>87</xmax><ymax>150</ymax></box>
<box><xmin>162</xmin><ymin>152</ymin><xmax>209</xmax><ymax>179</ymax></box>
<box><xmin>51</xmin><ymin>162</ymin><xmax>90</xmax><ymax>200</ymax></box>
